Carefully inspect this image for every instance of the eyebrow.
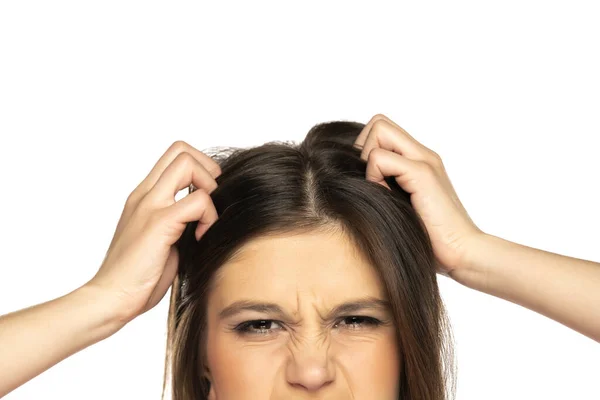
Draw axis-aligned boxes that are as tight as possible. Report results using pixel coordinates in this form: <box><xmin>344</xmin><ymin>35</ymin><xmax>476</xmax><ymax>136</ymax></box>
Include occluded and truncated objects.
<box><xmin>218</xmin><ymin>297</ymin><xmax>392</xmax><ymax>321</ymax></box>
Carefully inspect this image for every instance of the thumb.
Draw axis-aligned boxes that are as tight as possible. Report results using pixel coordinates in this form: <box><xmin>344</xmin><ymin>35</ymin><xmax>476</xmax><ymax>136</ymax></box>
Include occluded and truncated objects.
<box><xmin>144</xmin><ymin>246</ymin><xmax>179</xmax><ymax>314</ymax></box>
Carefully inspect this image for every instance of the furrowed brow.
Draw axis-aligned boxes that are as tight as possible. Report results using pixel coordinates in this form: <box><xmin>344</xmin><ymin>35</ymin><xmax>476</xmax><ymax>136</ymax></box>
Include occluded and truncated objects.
<box><xmin>218</xmin><ymin>300</ymin><xmax>289</xmax><ymax>320</ymax></box>
<box><xmin>325</xmin><ymin>297</ymin><xmax>391</xmax><ymax>320</ymax></box>
<box><xmin>218</xmin><ymin>297</ymin><xmax>391</xmax><ymax>321</ymax></box>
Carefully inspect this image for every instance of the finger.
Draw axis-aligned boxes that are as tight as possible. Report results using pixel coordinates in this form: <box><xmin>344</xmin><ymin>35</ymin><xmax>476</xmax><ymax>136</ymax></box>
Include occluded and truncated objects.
<box><xmin>168</xmin><ymin>187</ymin><xmax>219</xmax><ymax>241</ymax></box>
<box><xmin>132</xmin><ymin>141</ymin><xmax>221</xmax><ymax>202</ymax></box>
<box><xmin>359</xmin><ymin>118</ymin><xmax>426</xmax><ymax>163</ymax></box>
<box><xmin>113</xmin><ymin>144</ymin><xmax>219</xmax><ymax>246</ymax></box>
<box><xmin>147</xmin><ymin>152</ymin><xmax>219</xmax><ymax>207</ymax></box>
<box><xmin>355</xmin><ymin>113</ymin><xmax>417</xmax><ymax>149</ymax></box>
<box><xmin>366</xmin><ymin>148</ymin><xmax>433</xmax><ymax>195</ymax></box>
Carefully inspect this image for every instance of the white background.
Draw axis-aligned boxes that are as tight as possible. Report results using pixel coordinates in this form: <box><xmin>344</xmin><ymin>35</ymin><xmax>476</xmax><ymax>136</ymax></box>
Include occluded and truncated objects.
<box><xmin>1</xmin><ymin>1</ymin><xmax>599</xmax><ymax>399</ymax></box>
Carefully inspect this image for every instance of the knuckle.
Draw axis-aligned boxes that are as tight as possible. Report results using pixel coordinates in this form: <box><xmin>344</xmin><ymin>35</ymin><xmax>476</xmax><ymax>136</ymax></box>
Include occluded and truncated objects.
<box><xmin>429</xmin><ymin>150</ymin><xmax>444</xmax><ymax>166</ymax></box>
<box><xmin>193</xmin><ymin>187</ymin><xmax>211</xmax><ymax>203</ymax></box>
<box><xmin>417</xmin><ymin>160</ymin><xmax>436</xmax><ymax>175</ymax></box>
<box><xmin>173</xmin><ymin>151</ymin><xmax>196</xmax><ymax>167</ymax></box>
<box><xmin>371</xmin><ymin>118</ymin><xmax>387</xmax><ymax>131</ymax></box>
<box><xmin>125</xmin><ymin>191</ymin><xmax>139</xmax><ymax>208</ymax></box>
<box><xmin>367</xmin><ymin>147</ymin><xmax>386</xmax><ymax>162</ymax></box>
<box><xmin>146</xmin><ymin>208</ymin><xmax>166</xmax><ymax>227</ymax></box>
<box><xmin>369</xmin><ymin>146</ymin><xmax>385</xmax><ymax>157</ymax></box>
<box><xmin>170</xmin><ymin>140</ymin><xmax>190</xmax><ymax>153</ymax></box>
<box><xmin>135</xmin><ymin>193</ymin><xmax>157</xmax><ymax>214</ymax></box>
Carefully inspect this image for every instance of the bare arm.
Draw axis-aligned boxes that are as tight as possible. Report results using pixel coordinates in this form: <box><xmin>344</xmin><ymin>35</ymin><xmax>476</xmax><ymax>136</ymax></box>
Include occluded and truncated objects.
<box><xmin>0</xmin><ymin>141</ymin><xmax>222</xmax><ymax>398</ymax></box>
<box><xmin>0</xmin><ymin>284</ymin><xmax>126</xmax><ymax>397</ymax></box>
<box><xmin>452</xmin><ymin>233</ymin><xmax>600</xmax><ymax>343</ymax></box>
<box><xmin>352</xmin><ymin>113</ymin><xmax>600</xmax><ymax>343</ymax></box>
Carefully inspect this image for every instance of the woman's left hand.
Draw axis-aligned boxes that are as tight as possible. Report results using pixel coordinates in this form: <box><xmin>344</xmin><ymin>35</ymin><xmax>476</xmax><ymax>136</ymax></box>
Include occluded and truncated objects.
<box><xmin>354</xmin><ymin>113</ymin><xmax>485</xmax><ymax>278</ymax></box>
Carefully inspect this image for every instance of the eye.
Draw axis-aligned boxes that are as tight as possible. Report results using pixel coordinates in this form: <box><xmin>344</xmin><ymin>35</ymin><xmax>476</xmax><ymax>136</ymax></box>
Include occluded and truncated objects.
<box><xmin>335</xmin><ymin>316</ymin><xmax>382</xmax><ymax>330</ymax></box>
<box><xmin>234</xmin><ymin>319</ymin><xmax>284</xmax><ymax>336</ymax></box>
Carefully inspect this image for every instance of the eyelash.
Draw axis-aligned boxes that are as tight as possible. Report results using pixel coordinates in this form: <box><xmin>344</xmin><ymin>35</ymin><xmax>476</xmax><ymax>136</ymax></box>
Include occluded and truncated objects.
<box><xmin>233</xmin><ymin>316</ymin><xmax>383</xmax><ymax>336</ymax></box>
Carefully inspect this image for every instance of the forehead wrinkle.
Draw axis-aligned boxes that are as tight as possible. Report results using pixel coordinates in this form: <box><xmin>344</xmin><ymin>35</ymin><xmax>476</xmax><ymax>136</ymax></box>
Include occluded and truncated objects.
<box><xmin>211</xmin><ymin>232</ymin><xmax>389</xmax><ymax>317</ymax></box>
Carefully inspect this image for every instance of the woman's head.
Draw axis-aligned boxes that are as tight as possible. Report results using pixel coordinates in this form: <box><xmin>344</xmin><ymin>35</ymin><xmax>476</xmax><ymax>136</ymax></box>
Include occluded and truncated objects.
<box><xmin>163</xmin><ymin>120</ymin><xmax>456</xmax><ymax>399</ymax></box>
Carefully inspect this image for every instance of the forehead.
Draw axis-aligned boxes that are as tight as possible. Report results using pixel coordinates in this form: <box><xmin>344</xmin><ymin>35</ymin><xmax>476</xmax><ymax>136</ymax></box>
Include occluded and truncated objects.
<box><xmin>209</xmin><ymin>230</ymin><xmax>388</xmax><ymax>309</ymax></box>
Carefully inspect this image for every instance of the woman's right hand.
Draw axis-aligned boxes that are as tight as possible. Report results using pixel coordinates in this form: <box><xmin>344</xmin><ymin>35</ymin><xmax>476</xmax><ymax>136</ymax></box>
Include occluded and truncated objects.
<box><xmin>84</xmin><ymin>140</ymin><xmax>221</xmax><ymax>324</ymax></box>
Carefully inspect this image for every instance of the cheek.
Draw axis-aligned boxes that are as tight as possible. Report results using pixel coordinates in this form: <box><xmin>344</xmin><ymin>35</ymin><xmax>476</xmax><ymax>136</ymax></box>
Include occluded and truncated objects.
<box><xmin>206</xmin><ymin>330</ymin><xmax>285</xmax><ymax>399</ymax></box>
<box><xmin>336</xmin><ymin>330</ymin><xmax>400</xmax><ymax>396</ymax></box>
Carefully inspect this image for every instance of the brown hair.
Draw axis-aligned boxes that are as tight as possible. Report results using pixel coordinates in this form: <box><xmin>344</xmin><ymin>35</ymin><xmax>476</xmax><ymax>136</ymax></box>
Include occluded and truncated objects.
<box><xmin>161</xmin><ymin>120</ymin><xmax>457</xmax><ymax>399</ymax></box>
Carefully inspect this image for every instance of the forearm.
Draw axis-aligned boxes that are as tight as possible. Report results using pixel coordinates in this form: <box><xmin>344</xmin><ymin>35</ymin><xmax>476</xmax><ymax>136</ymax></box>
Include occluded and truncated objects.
<box><xmin>452</xmin><ymin>233</ymin><xmax>600</xmax><ymax>343</ymax></box>
<box><xmin>0</xmin><ymin>284</ymin><xmax>126</xmax><ymax>397</ymax></box>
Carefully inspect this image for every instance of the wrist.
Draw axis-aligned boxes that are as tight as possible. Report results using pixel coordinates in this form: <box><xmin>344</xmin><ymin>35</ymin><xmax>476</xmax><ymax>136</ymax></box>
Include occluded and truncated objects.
<box><xmin>74</xmin><ymin>283</ymin><xmax>130</xmax><ymax>339</ymax></box>
<box><xmin>449</xmin><ymin>232</ymin><xmax>502</xmax><ymax>292</ymax></box>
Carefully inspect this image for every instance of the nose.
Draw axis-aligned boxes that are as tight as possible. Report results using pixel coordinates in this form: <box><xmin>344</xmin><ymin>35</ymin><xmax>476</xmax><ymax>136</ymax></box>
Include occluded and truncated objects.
<box><xmin>285</xmin><ymin>339</ymin><xmax>336</xmax><ymax>391</ymax></box>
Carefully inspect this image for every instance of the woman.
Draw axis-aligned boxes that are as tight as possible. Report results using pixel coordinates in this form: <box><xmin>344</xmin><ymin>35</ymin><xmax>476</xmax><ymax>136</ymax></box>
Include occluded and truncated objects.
<box><xmin>1</xmin><ymin>113</ymin><xmax>598</xmax><ymax>400</ymax></box>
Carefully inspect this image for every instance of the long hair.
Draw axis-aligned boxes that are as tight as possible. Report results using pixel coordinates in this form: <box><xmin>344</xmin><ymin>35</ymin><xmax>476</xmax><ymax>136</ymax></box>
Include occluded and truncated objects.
<box><xmin>161</xmin><ymin>120</ymin><xmax>457</xmax><ymax>400</ymax></box>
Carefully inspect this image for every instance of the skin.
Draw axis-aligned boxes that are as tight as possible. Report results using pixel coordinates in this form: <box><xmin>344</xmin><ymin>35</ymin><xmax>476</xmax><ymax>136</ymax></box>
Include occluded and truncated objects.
<box><xmin>204</xmin><ymin>229</ymin><xmax>401</xmax><ymax>400</ymax></box>
<box><xmin>2</xmin><ymin>120</ymin><xmax>599</xmax><ymax>397</ymax></box>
